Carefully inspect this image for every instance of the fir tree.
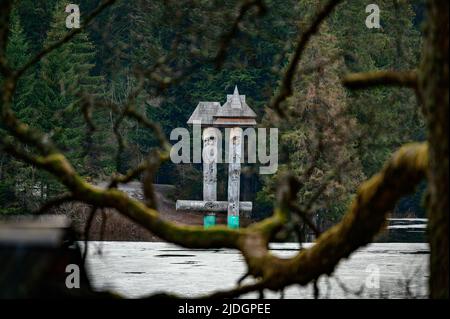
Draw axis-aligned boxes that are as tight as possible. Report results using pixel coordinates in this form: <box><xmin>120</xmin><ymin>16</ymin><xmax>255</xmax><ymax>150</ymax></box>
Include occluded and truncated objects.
<box><xmin>1</xmin><ymin>10</ymin><xmax>36</xmax><ymax>214</ymax></box>
<box><xmin>34</xmin><ymin>1</ymin><xmax>106</xmax><ymax>177</ymax></box>
<box><xmin>329</xmin><ymin>0</ymin><xmax>425</xmax><ymax>217</ymax></box>
<box><xmin>330</xmin><ymin>0</ymin><xmax>423</xmax><ymax>177</ymax></box>
<box><xmin>258</xmin><ymin>11</ymin><xmax>365</xmax><ymax>233</ymax></box>
<box><xmin>1</xmin><ymin>9</ymin><xmax>35</xmax><ymax>115</ymax></box>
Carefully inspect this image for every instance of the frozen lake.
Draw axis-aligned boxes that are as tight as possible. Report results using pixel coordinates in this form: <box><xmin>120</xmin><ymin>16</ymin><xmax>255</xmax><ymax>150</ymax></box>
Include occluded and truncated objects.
<box><xmin>81</xmin><ymin>241</ymin><xmax>429</xmax><ymax>299</ymax></box>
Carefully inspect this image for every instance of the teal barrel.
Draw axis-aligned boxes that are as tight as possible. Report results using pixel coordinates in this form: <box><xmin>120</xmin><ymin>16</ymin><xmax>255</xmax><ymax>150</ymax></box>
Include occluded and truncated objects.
<box><xmin>227</xmin><ymin>215</ymin><xmax>239</xmax><ymax>229</ymax></box>
<box><xmin>203</xmin><ymin>214</ymin><xmax>216</xmax><ymax>229</ymax></box>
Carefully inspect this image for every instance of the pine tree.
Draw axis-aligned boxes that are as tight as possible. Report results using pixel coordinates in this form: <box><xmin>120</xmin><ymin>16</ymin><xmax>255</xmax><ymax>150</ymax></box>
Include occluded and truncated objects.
<box><xmin>258</xmin><ymin>3</ymin><xmax>365</xmax><ymax>233</ymax></box>
<box><xmin>328</xmin><ymin>0</ymin><xmax>425</xmax><ymax>217</ymax></box>
<box><xmin>5</xmin><ymin>10</ymin><xmax>35</xmax><ymax>112</ymax></box>
<box><xmin>15</xmin><ymin>0</ymin><xmax>59</xmax><ymax>52</ymax></box>
<box><xmin>329</xmin><ymin>0</ymin><xmax>423</xmax><ymax>177</ymax></box>
<box><xmin>34</xmin><ymin>1</ymin><xmax>106</xmax><ymax>178</ymax></box>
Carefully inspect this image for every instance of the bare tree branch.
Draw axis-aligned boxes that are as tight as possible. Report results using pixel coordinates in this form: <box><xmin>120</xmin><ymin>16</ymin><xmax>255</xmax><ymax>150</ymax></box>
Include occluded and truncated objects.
<box><xmin>343</xmin><ymin>70</ymin><xmax>418</xmax><ymax>89</ymax></box>
<box><xmin>288</xmin><ymin>203</ymin><xmax>321</xmax><ymax>237</ymax></box>
<box><xmin>82</xmin><ymin>206</ymin><xmax>98</xmax><ymax>265</ymax></box>
<box><xmin>268</xmin><ymin>0</ymin><xmax>343</xmax><ymax>117</ymax></box>
<box><xmin>0</xmin><ymin>0</ymin><xmax>13</xmax><ymax>76</ymax></box>
<box><xmin>214</xmin><ymin>0</ymin><xmax>267</xmax><ymax>69</ymax></box>
<box><xmin>33</xmin><ymin>193</ymin><xmax>75</xmax><ymax>215</ymax></box>
<box><xmin>0</xmin><ymin>0</ymin><xmax>436</xmax><ymax>299</ymax></box>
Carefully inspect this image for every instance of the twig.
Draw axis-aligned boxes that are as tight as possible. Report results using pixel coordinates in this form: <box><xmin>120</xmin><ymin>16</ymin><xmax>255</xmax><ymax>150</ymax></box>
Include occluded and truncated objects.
<box><xmin>33</xmin><ymin>193</ymin><xmax>75</xmax><ymax>215</ymax></box>
<box><xmin>313</xmin><ymin>279</ymin><xmax>320</xmax><ymax>299</ymax></box>
<box><xmin>214</xmin><ymin>0</ymin><xmax>267</xmax><ymax>69</ymax></box>
<box><xmin>14</xmin><ymin>0</ymin><xmax>117</xmax><ymax>79</ymax></box>
<box><xmin>269</xmin><ymin>0</ymin><xmax>343</xmax><ymax>117</ymax></box>
<box><xmin>82</xmin><ymin>206</ymin><xmax>98</xmax><ymax>265</ymax></box>
<box><xmin>342</xmin><ymin>70</ymin><xmax>418</xmax><ymax>89</ymax></box>
<box><xmin>289</xmin><ymin>203</ymin><xmax>321</xmax><ymax>237</ymax></box>
<box><xmin>335</xmin><ymin>276</ymin><xmax>365</xmax><ymax>297</ymax></box>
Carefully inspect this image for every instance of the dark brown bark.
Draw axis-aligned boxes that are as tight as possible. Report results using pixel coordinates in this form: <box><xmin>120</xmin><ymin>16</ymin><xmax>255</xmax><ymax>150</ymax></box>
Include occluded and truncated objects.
<box><xmin>419</xmin><ymin>0</ymin><xmax>449</xmax><ymax>299</ymax></box>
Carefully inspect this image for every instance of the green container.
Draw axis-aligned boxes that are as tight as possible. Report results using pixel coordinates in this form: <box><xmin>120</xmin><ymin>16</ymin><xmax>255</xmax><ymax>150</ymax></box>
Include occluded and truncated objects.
<box><xmin>203</xmin><ymin>214</ymin><xmax>216</xmax><ymax>229</ymax></box>
<box><xmin>227</xmin><ymin>215</ymin><xmax>239</xmax><ymax>229</ymax></box>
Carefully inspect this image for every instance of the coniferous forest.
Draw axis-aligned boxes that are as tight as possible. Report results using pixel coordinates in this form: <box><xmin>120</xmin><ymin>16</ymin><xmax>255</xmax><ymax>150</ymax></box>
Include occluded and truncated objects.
<box><xmin>1</xmin><ymin>1</ymin><xmax>424</xmax><ymax>220</ymax></box>
<box><xmin>0</xmin><ymin>0</ymin><xmax>448</xmax><ymax>300</ymax></box>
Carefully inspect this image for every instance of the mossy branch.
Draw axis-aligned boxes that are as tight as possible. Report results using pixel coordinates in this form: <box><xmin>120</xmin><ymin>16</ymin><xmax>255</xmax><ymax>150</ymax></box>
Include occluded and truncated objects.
<box><xmin>343</xmin><ymin>70</ymin><xmax>418</xmax><ymax>89</ymax></box>
<box><xmin>203</xmin><ymin>142</ymin><xmax>429</xmax><ymax>297</ymax></box>
<box><xmin>0</xmin><ymin>0</ymin><xmax>434</xmax><ymax>298</ymax></box>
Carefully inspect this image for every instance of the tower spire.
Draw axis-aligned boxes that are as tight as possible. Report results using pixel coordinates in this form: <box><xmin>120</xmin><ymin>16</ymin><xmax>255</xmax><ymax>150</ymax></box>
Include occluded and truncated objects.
<box><xmin>231</xmin><ymin>85</ymin><xmax>242</xmax><ymax>109</ymax></box>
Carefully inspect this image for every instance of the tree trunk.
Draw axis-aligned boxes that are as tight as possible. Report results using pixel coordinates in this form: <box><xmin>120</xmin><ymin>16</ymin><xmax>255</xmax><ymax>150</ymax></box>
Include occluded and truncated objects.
<box><xmin>419</xmin><ymin>0</ymin><xmax>449</xmax><ymax>299</ymax></box>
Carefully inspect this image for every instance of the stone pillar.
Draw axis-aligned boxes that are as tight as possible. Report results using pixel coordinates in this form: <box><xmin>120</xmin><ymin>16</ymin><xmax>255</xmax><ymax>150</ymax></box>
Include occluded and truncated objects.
<box><xmin>202</xmin><ymin>127</ymin><xmax>218</xmax><ymax>227</ymax></box>
<box><xmin>227</xmin><ymin>127</ymin><xmax>242</xmax><ymax>228</ymax></box>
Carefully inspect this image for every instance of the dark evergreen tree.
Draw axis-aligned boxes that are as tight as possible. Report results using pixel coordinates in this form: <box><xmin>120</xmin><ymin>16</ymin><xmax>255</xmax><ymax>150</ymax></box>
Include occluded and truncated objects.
<box><xmin>34</xmin><ymin>0</ymin><xmax>106</xmax><ymax>180</ymax></box>
<box><xmin>258</xmin><ymin>2</ymin><xmax>365</xmax><ymax>231</ymax></box>
<box><xmin>1</xmin><ymin>10</ymin><xmax>35</xmax><ymax>214</ymax></box>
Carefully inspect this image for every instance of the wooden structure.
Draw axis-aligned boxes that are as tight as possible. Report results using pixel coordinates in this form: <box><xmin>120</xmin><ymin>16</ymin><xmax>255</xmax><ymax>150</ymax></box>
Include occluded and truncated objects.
<box><xmin>176</xmin><ymin>86</ymin><xmax>257</xmax><ymax>228</ymax></box>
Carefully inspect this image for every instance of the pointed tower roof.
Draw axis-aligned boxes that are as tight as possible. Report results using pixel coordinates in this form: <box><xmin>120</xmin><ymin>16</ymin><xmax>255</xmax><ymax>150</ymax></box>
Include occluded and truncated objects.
<box><xmin>213</xmin><ymin>85</ymin><xmax>257</xmax><ymax>126</ymax></box>
<box><xmin>230</xmin><ymin>86</ymin><xmax>242</xmax><ymax>109</ymax></box>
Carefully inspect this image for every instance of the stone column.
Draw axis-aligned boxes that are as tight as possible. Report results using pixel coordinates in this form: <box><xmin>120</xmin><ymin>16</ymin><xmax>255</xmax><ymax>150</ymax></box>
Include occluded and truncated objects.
<box><xmin>202</xmin><ymin>127</ymin><xmax>218</xmax><ymax>228</ymax></box>
<box><xmin>227</xmin><ymin>127</ymin><xmax>242</xmax><ymax>228</ymax></box>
